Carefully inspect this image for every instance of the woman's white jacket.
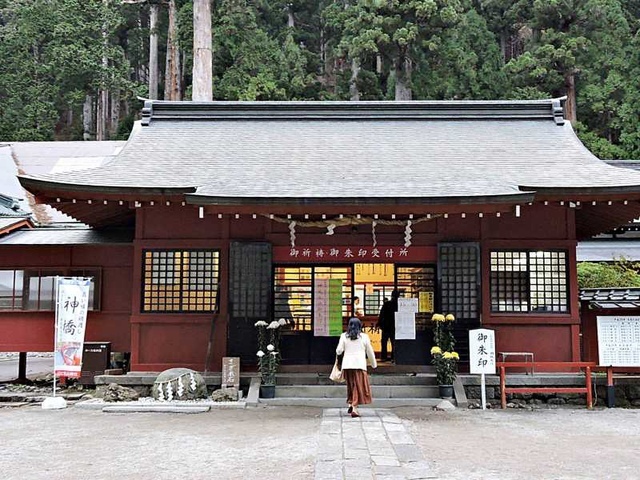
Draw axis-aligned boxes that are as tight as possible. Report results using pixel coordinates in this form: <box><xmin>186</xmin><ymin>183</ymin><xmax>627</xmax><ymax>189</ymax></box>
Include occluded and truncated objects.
<box><xmin>336</xmin><ymin>332</ymin><xmax>377</xmax><ymax>371</ymax></box>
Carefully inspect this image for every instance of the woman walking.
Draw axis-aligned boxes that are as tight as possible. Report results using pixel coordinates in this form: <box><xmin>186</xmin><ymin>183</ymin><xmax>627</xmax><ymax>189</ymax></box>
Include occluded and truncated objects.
<box><xmin>336</xmin><ymin>317</ymin><xmax>377</xmax><ymax>417</ymax></box>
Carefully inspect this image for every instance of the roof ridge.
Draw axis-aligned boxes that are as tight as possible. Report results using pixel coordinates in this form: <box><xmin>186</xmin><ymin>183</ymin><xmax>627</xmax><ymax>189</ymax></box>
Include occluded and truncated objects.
<box><xmin>141</xmin><ymin>98</ymin><xmax>566</xmax><ymax>126</ymax></box>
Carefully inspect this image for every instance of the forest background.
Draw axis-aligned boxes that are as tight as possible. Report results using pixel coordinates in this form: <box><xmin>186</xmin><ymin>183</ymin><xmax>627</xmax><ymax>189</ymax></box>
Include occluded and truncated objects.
<box><xmin>0</xmin><ymin>0</ymin><xmax>639</xmax><ymax>161</ymax></box>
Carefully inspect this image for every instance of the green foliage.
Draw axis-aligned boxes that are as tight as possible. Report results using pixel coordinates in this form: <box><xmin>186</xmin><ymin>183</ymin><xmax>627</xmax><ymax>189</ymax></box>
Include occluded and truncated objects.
<box><xmin>577</xmin><ymin>258</ymin><xmax>640</xmax><ymax>288</ymax></box>
<box><xmin>212</xmin><ymin>0</ymin><xmax>313</xmax><ymax>100</ymax></box>
<box><xmin>0</xmin><ymin>0</ymin><xmax>639</xmax><ymax>154</ymax></box>
<box><xmin>0</xmin><ymin>0</ymin><xmax>135</xmax><ymax>141</ymax></box>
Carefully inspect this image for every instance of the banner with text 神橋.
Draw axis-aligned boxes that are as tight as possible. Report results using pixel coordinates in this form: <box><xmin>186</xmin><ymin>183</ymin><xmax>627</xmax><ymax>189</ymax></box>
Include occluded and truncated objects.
<box><xmin>54</xmin><ymin>277</ymin><xmax>91</xmax><ymax>378</ymax></box>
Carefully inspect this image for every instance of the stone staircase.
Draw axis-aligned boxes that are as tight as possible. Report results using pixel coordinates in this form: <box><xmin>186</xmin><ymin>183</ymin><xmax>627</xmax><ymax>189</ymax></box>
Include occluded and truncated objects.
<box><xmin>259</xmin><ymin>372</ymin><xmax>444</xmax><ymax>408</ymax></box>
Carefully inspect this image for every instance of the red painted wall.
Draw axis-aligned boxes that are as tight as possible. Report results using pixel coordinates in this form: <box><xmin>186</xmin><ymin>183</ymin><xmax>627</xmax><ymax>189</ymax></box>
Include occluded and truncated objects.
<box><xmin>0</xmin><ymin>244</ymin><xmax>133</xmax><ymax>353</ymax></box>
<box><xmin>130</xmin><ymin>207</ymin><xmax>230</xmax><ymax>371</ymax></box>
<box><xmin>0</xmin><ymin>201</ymin><xmax>584</xmax><ymax>369</ymax></box>
<box><xmin>480</xmin><ymin>205</ymin><xmax>580</xmax><ymax>361</ymax></box>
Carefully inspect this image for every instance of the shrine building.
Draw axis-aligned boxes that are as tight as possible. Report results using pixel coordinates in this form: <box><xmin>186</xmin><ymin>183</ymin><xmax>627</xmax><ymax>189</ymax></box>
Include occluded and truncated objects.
<box><xmin>3</xmin><ymin>99</ymin><xmax>640</xmax><ymax>372</ymax></box>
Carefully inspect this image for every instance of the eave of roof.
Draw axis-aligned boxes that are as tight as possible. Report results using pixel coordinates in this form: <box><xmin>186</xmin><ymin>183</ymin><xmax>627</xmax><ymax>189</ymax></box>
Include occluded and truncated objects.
<box><xmin>184</xmin><ymin>192</ymin><xmax>536</xmax><ymax>206</ymax></box>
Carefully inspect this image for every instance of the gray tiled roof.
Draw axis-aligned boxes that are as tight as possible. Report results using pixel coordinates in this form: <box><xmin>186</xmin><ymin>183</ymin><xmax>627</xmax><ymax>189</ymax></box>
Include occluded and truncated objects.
<box><xmin>606</xmin><ymin>160</ymin><xmax>640</xmax><ymax>171</ymax></box>
<box><xmin>577</xmin><ymin>240</ymin><xmax>640</xmax><ymax>262</ymax></box>
<box><xmin>580</xmin><ymin>288</ymin><xmax>640</xmax><ymax>308</ymax></box>
<box><xmin>0</xmin><ymin>226</ymin><xmax>133</xmax><ymax>245</ymax></box>
<box><xmin>18</xmin><ymin>100</ymin><xmax>640</xmax><ymax>203</ymax></box>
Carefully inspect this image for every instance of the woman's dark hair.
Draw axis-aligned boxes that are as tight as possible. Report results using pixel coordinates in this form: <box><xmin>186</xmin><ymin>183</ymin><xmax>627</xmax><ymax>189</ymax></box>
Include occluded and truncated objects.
<box><xmin>347</xmin><ymin>317</ymin><xmax>362</xmax><ymax>340</ymax></box>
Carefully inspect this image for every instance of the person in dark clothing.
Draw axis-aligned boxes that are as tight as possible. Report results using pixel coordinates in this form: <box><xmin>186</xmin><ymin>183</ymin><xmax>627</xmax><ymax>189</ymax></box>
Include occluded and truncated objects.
<box><xmin>377</xmin><ymin>289</ymin><xmax>399</xmax><ymax>362</ymax></box>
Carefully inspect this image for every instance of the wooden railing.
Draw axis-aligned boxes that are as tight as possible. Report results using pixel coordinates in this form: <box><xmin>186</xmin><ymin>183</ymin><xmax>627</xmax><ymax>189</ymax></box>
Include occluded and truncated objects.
<box><xmin>498</xmin><ymin>361</ymin><xmax>597</xmax><ymax>409</ymax></box>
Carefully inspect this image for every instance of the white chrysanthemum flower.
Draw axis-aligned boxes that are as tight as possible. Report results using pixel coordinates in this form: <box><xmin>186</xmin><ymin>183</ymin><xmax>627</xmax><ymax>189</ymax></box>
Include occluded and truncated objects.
<box><xmin>254</xmin><ymin>320</ymin><xmax>268</xmax><ymax>327</ymax></box>
<box><xmin>278</xmin><ymin>318</ymin><xmax>287</xmax><ymax>326</ymax></box>
<box><xmin>267</xmin><ymin>320</ymin><xmax>280</xmax><ymax>329</ymax></box>
<box><xmin>256</xmin><ymin>350</ymin><xmax>265</xmax><ymax>357</ymax></box>
<box><xmin>267</xmin><ymin>344</ymin><xmax>274</xmax><ymax>351</ymax></box>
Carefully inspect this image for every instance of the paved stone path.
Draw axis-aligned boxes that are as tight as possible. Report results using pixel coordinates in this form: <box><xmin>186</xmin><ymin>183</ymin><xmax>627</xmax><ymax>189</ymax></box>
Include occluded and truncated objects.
<box><xmin>314</xmin><ymin>408</ymin><xmax>436</xmax><ymax>480</ymax></box>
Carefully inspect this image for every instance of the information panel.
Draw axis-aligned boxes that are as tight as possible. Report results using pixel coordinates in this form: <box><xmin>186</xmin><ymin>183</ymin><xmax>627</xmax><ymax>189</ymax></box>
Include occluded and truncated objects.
<box><xmin>395</xmin><ymin>298</ymin><xmax>418</xmax><ymax>340</ymax></box>
<box><xmin>469</xmin><ymin>328</ymin><xmax>496</xmax><ymax>374</ymax></box>
<box><xmin>314</xmin><ymin>278</ymin><xmax>343</xmax><ymax>337</ymax></box>
<box><xmin>596</xmin><ymin>316</ymin><xmax>640</xmax><ymax>367</ymax></box>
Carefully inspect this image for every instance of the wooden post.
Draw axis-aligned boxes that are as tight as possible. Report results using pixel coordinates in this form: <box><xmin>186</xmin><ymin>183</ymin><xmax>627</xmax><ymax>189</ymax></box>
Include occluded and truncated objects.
<box><xmin>17</xmin><ymin>352</ymin><xmax>27</xmax><ymax>382</ymax></box>
<box><xmin>500</xmin><ymin>365</ymin><xmax>506</xmax><ymax>409</ymax></box>
<box><xmin>585</xmin><ymin>366</ymin><xmax>593</xmax><ymax>409</ymax></box>
<box><xmin>606</xmin><ymin>366</ymin><xmax>615</xmax><ymax>408</ymax></box>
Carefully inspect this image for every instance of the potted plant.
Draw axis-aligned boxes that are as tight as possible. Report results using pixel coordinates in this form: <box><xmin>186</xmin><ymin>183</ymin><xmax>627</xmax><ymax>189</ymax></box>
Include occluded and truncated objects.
<box><xmin>431</xmin><ymin>313</ymin><xmax>459</xmax><ymax>398</ymax></box>
<box><xmin>255</xmin><ymin>318</ymin><xmax>288</xmax><ymax>398</ymax></box>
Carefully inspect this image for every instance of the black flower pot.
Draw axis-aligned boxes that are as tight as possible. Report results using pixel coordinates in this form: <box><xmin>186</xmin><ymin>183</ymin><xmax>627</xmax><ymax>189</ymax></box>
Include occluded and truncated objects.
<box><xmin>438</xmin><ymin>385</ymin><xmax>454</xmax><ymax>399</ymax></box>
<box><xmin>260</xmin><ymin>384</ymin><xmax>276</xmax><ymax>399</ymax></box>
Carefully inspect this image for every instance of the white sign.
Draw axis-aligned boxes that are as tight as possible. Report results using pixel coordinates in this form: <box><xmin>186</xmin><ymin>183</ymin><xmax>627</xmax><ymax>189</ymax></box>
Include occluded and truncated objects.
<box><xmin>596</xmin><ymin>316</ymin><xmax>640</xmax><ymax>366</ymax></box>
<box><xmin>469</xmin><ymin>329</ymin><xmax>496</xmax><ymax>374</ymax></box>
<box><xmin>54</xmin><ymin>277</ymin><xmax>91</xmax><ymax>378</ymax></box>
<box><xmin>395</xmin><ymin>298</ymin><xmax>418</xmax><ymax>340</ymax></box>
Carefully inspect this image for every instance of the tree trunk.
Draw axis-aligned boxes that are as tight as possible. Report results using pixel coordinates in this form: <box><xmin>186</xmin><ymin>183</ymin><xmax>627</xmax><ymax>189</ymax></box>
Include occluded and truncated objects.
<box><xmin>394</xmin><ymin>56</ymin><xmax>412</xmax><ymax>101</ymax></box>
<box><xmin>149</xmin><ymin>2</ymin><xmax>159</xmax><ymax>100</ymax></box>
<box><xmin>376</xmin><ymin>54</ymin><xmax>382</xmax><ymax>74</ymax></box>
<box><xmin>192</xmin><ymin>0</ymin><xmax>213</xmax><ymax>101</ymax></box>
<box><xmin>287</xmin><ymin>7</ymin><xmax>295</xmax><ymax>28</ymax></box>
<box><xmin>110</xmin><ymin>91</ymin><xmax>120</xmax><ymax>138</ymax></box>
<box><xmin>349</xmin><ymin>58</ymin><xmax>360</xmax><ymax>101</ymax></box>
<box><xmin>96</xmin><ymin>90</ymin><xmax>109</xmax><ymax>141</ymax></box>
<box><xmin>83</xmin><ymin>95</ymin><xmax>93</xmax><ymax>140</ymax></box>
<box><xmin>164</xmin><ymin>0</ymin><xmax>182</xmax><ymax>101</ymax></box>
<box><xmin>564</xmin><ymin>73</ymin><xmax>577</xmax><ymax>124</ymax></box>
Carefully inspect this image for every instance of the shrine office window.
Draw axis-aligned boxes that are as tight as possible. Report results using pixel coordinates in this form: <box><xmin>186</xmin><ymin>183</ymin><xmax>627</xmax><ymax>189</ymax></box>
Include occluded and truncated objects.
<box><xmin>490</xmin><ymin>250</ymin><xmax>568</xmax><ymax>313</ymax></box>
<box><xmin>142</xmin><ymin>249</ymin><xmax>220</xmax><ymax>312</ymax></box>
<box><xmin>0</xmin><ymin>268</ymin><xmax>101</xmax><ymax>311</ymax></box>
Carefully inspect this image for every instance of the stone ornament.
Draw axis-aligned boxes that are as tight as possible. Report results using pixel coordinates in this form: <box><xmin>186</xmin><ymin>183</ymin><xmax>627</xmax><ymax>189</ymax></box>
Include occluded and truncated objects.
<box><xmin>152</xmin><ymin>368</ymin><xmax>207</xmax><ymax>401</ymax></box>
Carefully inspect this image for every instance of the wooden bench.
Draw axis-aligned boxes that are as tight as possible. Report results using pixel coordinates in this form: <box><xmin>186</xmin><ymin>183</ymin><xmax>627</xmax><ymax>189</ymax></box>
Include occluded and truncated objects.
<box><xmin>498</xmin><ymin>361</ymin><xmax>597</xmax><ymax>409</ymax></box>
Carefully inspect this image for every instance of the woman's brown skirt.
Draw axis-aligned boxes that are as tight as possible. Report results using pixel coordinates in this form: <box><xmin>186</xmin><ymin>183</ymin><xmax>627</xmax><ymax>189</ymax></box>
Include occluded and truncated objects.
<box><xmin>343</xmin><ymin>369</ymin><xmax>372</xmax><ymax>407</ymax></box>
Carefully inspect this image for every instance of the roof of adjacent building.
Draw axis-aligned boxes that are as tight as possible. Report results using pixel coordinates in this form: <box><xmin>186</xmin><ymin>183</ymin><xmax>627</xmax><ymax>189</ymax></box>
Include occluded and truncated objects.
<box><xmin>0</xmin><ymin>225</ymin><xmax>133</xmax><ymax>245</ymax></box>
<box><xmin>18</xmin><ymin>99</ymin><xmax>640</xmax><ymax>204</ymax></box>
<box><xmin>579</xmin><ymin>288</ymin><xmax>640</xmax><ymax>309</ymax></box>
<box><xmin>577</xmin><ymin>240</ymin><xmax>640</xmax><ymax>262</ymax></box>
<box><xmin>1</xmin><ymin>141</ymin><xmax>125</xmax><ymax>224</ymax></box>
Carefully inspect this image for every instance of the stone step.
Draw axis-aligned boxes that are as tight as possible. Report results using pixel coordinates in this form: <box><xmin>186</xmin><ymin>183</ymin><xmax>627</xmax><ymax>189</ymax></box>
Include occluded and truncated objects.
<box><xmin>258</xmin><ymin>397</ymin><xmax>444</xmax><ymax>408</ymax></box>
<box><xmin>273</xmin><ymin>384</ymin><xmax>440</xmax><ymax>399</ymax></box>
<box><xmin>276</xmin><ymin>373</ymin><xmax>438</xmax><ymax>386</ymax></box>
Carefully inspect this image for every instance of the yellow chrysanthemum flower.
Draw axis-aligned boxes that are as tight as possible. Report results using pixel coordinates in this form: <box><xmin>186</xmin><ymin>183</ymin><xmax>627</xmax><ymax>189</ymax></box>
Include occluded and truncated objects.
<box><xmin>445</xmin><ymin>314</ymin><xmax>455</xmax><ymax>322</ymax></box>
<box><xmin>430</xmin><ymin>346</ymin><xmax>442</xmax><ymax>355</ymax></box>
<box><xmin>443</xmin><ymin>351</ymin><xmax>453</xmax><ymax>359</ymax></box>
<box><xmin>431</xmin><ymin>314</ymin><xmax>445</xmax><ymax>322</ymax></box>
<box><xmin>451</xmin><ymin>352</ymin><xmax>459</xmax><ymax>360</ymax></box>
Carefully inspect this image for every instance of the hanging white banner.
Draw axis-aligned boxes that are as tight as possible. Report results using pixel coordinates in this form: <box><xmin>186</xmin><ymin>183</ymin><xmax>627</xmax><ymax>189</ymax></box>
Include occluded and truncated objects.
<box><xmin>54</xmin><ymin>277</ymin><xmax>91</xmax><ymax>378</ymax></box>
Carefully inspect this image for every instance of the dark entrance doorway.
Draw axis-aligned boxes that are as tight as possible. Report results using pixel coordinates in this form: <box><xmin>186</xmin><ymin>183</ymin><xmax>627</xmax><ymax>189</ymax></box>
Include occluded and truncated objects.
<box><xmin>275</xmin><ymin>262</ymin><xmax>436</xmax><ymax>365</ymax></box>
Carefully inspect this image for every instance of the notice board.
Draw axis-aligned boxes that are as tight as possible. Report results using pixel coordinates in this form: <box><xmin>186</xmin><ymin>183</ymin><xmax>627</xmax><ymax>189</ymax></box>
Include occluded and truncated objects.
<box><xmin>596</xmin><ymin>316</ymin><xmax>640</xmax><ymax>366</ymax></box>
<box><xmin>314</xmin><ymin>278</ymin><xmax>343</xmax><ymax>337</ymax></box>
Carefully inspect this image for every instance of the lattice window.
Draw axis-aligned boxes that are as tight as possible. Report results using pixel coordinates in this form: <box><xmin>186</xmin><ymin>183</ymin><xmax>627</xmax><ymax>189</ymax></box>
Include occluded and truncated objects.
<box><xmin>490</xmin><ymin>250</ymin><xmax>568</xmax><ymax>313</ymax></box>
<box><xmin>142</xmin><ymin>249</ymin><xmax>220</xmax><ymax>313</ymax></box>
<box><xmin>439</xmin><ymin>244</ymin><xmax>479</xmax><ymax>320</ymax></box>
<box><xmin>229</xmin><ymin>242</ymin><xmax>272</xmax><ymax>318</ymax></box>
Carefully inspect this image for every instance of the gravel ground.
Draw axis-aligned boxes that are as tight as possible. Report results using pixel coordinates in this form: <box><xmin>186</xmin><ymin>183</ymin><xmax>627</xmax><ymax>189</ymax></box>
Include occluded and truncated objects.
<box><xmin>397</xmin><ymin>406</ymin><xmax>640</xmax><ymax>480</ymax></box>
<box><xmin>0</xmin><ymin>405</ymin><xmax>320</xmax><ymax>480</ymax></box>
<box><xmin>1</xmin><ymin>404</ymin><xmax>639</xmax><ymax>480</ymax></box>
